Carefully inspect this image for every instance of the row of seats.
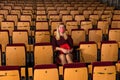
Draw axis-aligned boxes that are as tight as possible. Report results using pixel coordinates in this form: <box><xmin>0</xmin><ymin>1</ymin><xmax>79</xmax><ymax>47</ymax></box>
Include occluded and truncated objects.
<box><xmin>0</xmin><ymin>61</ymin><xmax>120</xmax><ymax>80</ymax></box>
<box><xmin>0</xmin><ymin>41</ymin><xmax>120</xmax><ymax>67</ymax></box>
<box><xmin>0</xmin><ymin>27</ymin><xmax>120</xmax><ymax>52</ymax></box>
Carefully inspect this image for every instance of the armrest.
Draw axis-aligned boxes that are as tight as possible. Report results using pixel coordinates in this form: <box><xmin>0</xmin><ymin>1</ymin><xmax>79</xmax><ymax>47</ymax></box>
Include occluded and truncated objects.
<box><xmin>53</xmin><ymin>51</ymin><xmax>59</xmax><ymax>64</ymax></box>
<box><xmin>21</xmin><ymin>67</ymin><xmax>26</xmax><ymax>80</ymax></box>
<box><xmin>76</xmin><ymin>48</ymin><xmax>80</xmax><ymax>62</ymax></box>
<box><xmin>28</xmin><ymin>67</ymin><xmax>33</xmax><ymax>80</ymax></box>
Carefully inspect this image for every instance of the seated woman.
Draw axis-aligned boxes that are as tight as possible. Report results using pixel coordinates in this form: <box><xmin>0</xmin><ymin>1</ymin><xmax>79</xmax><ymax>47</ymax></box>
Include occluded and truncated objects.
<box><xmin>52</xmin><ymin>23</ymin><xmax>73</xmax><ymax>65</ymax></box>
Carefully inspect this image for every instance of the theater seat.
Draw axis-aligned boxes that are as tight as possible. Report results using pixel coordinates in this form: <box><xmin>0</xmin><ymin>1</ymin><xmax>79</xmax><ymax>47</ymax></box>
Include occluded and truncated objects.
<box><xmin>92</xmin><ymin>61</ymin><xmax>116</xmax><ymax>80</ymax></box>
<box><xmin>34</xmin><ymin>43</ymin><xmax>53</xmax><ymax>65</ymax></box>
<box><xmin>34</xmin><ymin>64</ymin><xmax>59</xmax><ymax>80</ymax></box>
<box><xmin>64</xmin><ymin>63</ymin><xmax>88</xmax><ymax>80</ymax></box>
<box><xmin>0</xmin><ymin>66</ymin><xmax>20</xmax><ymax>80</ymax></box>
<box><xmin>101</xmin><ymin>41</ymin><xmax>118</xmax><ymax>61</ymax></box>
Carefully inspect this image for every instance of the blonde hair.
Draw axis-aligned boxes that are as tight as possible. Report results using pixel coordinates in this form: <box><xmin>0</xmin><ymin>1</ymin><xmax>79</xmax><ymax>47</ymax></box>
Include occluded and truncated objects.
<box><xmin>56</xmin><ymin>23</ymin><xmax>68</xmax><ymax>40</ymax></box>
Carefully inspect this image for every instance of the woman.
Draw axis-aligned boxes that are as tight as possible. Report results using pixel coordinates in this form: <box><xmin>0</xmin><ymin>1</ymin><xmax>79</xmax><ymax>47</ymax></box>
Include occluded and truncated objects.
<box><xmin>52</xmin><ymin>23</ymin><xmax>73</xmax><ymax>65</ymax></box>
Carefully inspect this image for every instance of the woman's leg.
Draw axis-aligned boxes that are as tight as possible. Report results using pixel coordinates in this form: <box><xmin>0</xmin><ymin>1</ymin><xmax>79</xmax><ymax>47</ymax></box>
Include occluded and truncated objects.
<box><xmin>66</xmin><ymin>53</ymin><xmax>73</xmax><ymax>63</ymax></box>
<box><xmin>59</xmin><ymin>54</ymin><xmax>67</xmax><ymax>65</ymax></box>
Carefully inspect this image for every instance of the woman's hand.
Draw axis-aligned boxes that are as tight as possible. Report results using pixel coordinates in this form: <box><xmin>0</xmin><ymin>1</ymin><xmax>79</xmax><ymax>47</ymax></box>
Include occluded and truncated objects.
<box><xmin>67</xmin><ymin>48</ymin><xmax>73</xmax><ymax>53</ymax></box>
<box><xmin>61</xmin><ymin>48</ymin><xmax>69</xmax><ymax>54</ymax></box>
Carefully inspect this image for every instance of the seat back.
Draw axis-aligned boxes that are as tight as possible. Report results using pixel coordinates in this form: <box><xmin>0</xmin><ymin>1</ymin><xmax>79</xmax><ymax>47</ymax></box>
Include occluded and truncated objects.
<box><xmin>6</xmin><ymin>14</ymin><xmax>18</xmax><ymax>26</ymax></box>
<box><xmin>35</xmin><ymin>21</ymin><xmax>49</xmax><ymax>30</ymax></box>
<box><xmin>112</xmin><ymin>15</ymin><xmax>120</xmax><ymax>20</ymax></box>
<box><xmin>97</xmin><ymin>21</ymin><xmax>109</xmax><ymax>35</ymax></box>
<box><xmin>1</xmin><ymin>21</ymin><xmax>14</xmax><ymax>36</ymax></box>
<box><xmin>36</xmin><ymin>15</ymin><xmax>47</xmax><ymax>21</ymax></box>
<box><xmin>0</xmin><ymin>66</ymin><xmax>20</xmax><ymax>80</ymax></box>
<box><xmin>79</xmin><ymin>42</ymin><xmax>97</xmax><ymax>62</ymax></box>
<box><xmin>35</xmin><ymin>30</ymin><xmax>50</xmax><ymax>43</ymax></box>
<box><xmin>0</xmin><ymin>30</ymin><xmax>9</xmax><ymax>52</ymax></box>
<box><xmin>74</xmin><ymin>15</ymin><xmax>85</xmax><ymax>25</ymax></box>
<box><xmin>101</xmin><ymin>41</ymin><xmax>118</xmax><ymax>61</ymax></box>
<box><xmin>92</xmin><ymin>61</ymin><xmax>116</xmax><ymax>80</ymax></box>
<box><xmin>62</xmin><ymin>14</ymin><xmax>73</xmax><ymax>24</ymax></box>
<box><xmin>17</xmin><ymin>21</ymin><xmax>31</xmax><ymax>36</ymax></box>
<box><xmin>80</xmin><ymin>21</ymin><xmax>92</xmax><ymax>35</ymax></box>
<box><xmin>88</xmin><ymin>29</ymin><xmax>102</xmax><ymax>48</ymax></box>
<box><xmin>64</xmin><ymin>63</ymin><xmax>88</xmax><ymax>80</ymax></box>
<box><xmin>34</xmin><ymin>64</ymin><xmax>59</xmax><ymax>80</ymax></box>
<box><xmin>89</xmin><ymin>14</ymin><xmax>99</xmax><ymax>26</ymax></box>
<box><xmin>109</xmin><ymin>28</ymin><xmax>120</xmax><ymax>48</ymax></box>
<box><xmin>0</xmin><ymin>9</ymin><xmax>9</xmax><ymax>18</ymax></box>
<box><xmin>111</xmin><ymin>21</ymin><xmax>120</xmax><ymax>28</ymax></box>
<box><xmin>5</xmin><ymin>44</ymin><xmax>26</xmax><ymax>66</ymax></box>
<box><xmin>66</xmin><ymin>21</ymin><xmax>78</xmax><ymax>35</ymax></box>
<box><xmin>71</xmin><ymin>29</ymin><xmax>86</xmax><ymax>46</ymax></box>
<box><xmin>34</xmin><ymin>43</ymin><xmax>53</xmax><ymax>65</ymax></box>
<box><xmin>10</xmin><ymin>9</ymin><xmax>21</xmax><ymax>19</ymax></box>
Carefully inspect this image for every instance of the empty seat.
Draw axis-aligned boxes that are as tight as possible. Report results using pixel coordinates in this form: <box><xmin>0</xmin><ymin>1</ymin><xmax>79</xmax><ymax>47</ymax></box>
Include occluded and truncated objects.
<box><xmin>101</xmin><ymin>14</ymin><xmax>112</xmax><ymax>25</ymax></box>
<box><xmin>108</xmin><ymin>28</ymin><xmax>120</xmax><ymax>48</ymax></box>
<box><xmin>101</xmin><ymin>41</ymin><xmax>118</xmax><ymax>61</ymax></box>
<box><xmin>103</xmin><ymin>10</ymin><xmax>113</xmax><ymax>14</ymax></box>
<box><xmin>0</xmin><ymin>30</ymin><xmax>9</xmax><ymax>52</ymax></box>
<box><xmin>12</xmin><ymin>30</ymin><xmax>30</xmax><ymax>51</ymax></box>
<box><xmin>77</xmin><ymin>6</ymin><xmax>86</xmax><ymax>14</ymax></box>
<box><xmin>62</xmin><ymin>14</ymin><xmax>73</xmax><ymax>24</ymax></box>
<box><xmin>17</xmin><ymin>21</ymin><xmax>31</xmax><ymax>36</ymax></box>
<box><xmin>59</xmin><ymin>9</ymin><xmax>70</xmax><ymax>18</ymax></box>
<box><xmin>114</xmin><ymin>10</ymin><xmax>120</xmax><ymax>14</ymax></box>
<box><xmin>35</xmin><ymin>21</ymin><xmax>49</xmax><ymax>30</ymax></box>
<box><xmin>1</xmin><ymin>21</ymin><xmax>14</xmax><ymax>37</ymax></box>
<box><xmin>47</xmin><ymin>10</ymin><xmax>58</xmax><ymax>18</ymax></box>
<box><xmin>49</xmin><ymin>14</ymin><xmax>60</xmax><ymax>25</ymax></box>
<box><xmin>65</xmin><ymin>21</ymin><xmax>78</xmax><ymax>35</ymax></box>
<box><xmin>83</xmin><ymin>10</ymin><xmax>93</xmax><ymax>19</ymax></box>
<box><xmin>34</xmin><ymin>64</ymin><xmax>59</xmax><ymax>80</ymax></box>
<box><xmin>35</xmin><ymin>30</ymin><xmax>50</xmax><ymax>43</ymax></box>
<box><xmin>36</xmin><ymin>10</ymin><xmax>46</xmax><ymax>15</ymax></box>
<box><xmin>97</xmin><ymin>21</ymin><xmax>109</xmax><ymax>35</ymax></box>
<box><xmin>89</xmin><ymin>14</ymin><xmax>99</xmax><ymax>26</ymax></box>
<box><xmin>71</xmin><ymin>29</ymin><xmax>86</xmax><ymax>46</ymax></box>
<box><xmin>20</xmin><ymin>14</ymin><xmax>32</xmax><ymax>26</ymax></box>
<box><xmin>2</xmin><ymin>5</ymin><xmax>12</xmax><ymax>13</ymax></box>
<box><xmin>10</xmin><ymin>9</ymin><xmax>21</xmax><ymax>19</ymax></box>
<box><xmin>36</xmin><ymin>15</ymin><xmax>47</xmax><ymax>21</ymax></box>
<box><xmin>74</xmin><ymin>15</ymin><xmax>85</xmax><ymax>25</ymax></box>
<box><xmin>34</xmin><ymin>43</ymin><xmax>53</xmax><ymax>65</ymax></box>
<box><xmin>92</xmin><ymin>61</ymin><xmax>116</xmax><ymax>80</ymax></box>
<box><xmin>5</xmin><ymin>44</ymin><xmax>26</xmax><ymax>66</ymax></box>
<box><xmin>64</xmin><ymin>63</ymin><xmax>88</xmax><ymax>80</ymax></box>
<box><xmin>88</xmin><ymin>29</ymin><xmax>102</xmax><ymax>49</ymax></box>
<box><xmin>80</xmin><ymin>21</ymin><xmax>92</xmax><ymax>35</ymax></box>
<box><xmin>70</xmin><ymin>10</ymin><xmax>79</xmax><ymax>18</ymax></box>
<box><xmin>0</xmin><ymin>9</ymin><xmax>9</xmax><ymax>18</ymax></box>
<box><xmin>93</xmin><ymin>10</ymin><xmax>103</xmax><ymax>16</ymax></box>
<box><xmin>112</xmin><ymin>14</ymin><xmax>120</xmax><ymax>20</ymax></box>
<box><xmin>78</xmin><ymin>41</ymin><xmax>97</xmax><ymax>63</ymax></box>
<box><xmin>111</xmin><ymin>21</ymin><xmax>120</xmax><ymax>28</ymax></box>
<box><xmin>6</xmin><ymin>14</ymin><xmax>18</xmax><ymax>27</ymax></box>
<box><xmin>0</xmin><ymin>66</ymin><xmax>20</xmax><ymax>80</ymax></box>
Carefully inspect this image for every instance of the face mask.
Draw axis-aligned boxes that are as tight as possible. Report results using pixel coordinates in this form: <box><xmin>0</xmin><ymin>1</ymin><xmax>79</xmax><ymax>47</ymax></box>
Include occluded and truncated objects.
<box><xmin>59</xmin><ymin>27</ymin><xmax>65</xmax><ymax>33</ymax></box>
